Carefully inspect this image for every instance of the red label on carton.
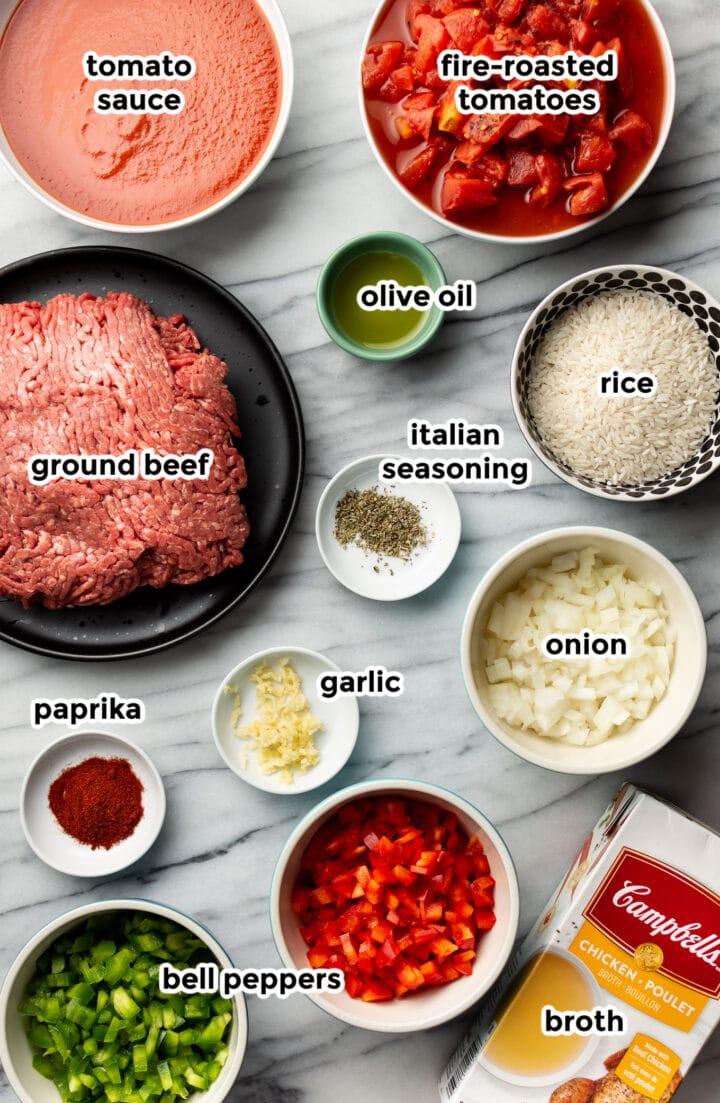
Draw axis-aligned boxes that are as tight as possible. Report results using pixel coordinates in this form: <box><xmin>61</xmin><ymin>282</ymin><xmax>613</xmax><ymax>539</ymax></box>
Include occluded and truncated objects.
<box><xmin>584</xmin><ymin>848</ymin><xmax>720</xmax><ymax>998</ymax></box>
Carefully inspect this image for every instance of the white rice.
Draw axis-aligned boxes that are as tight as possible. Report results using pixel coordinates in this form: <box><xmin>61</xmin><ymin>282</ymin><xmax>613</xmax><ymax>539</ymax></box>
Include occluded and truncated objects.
<box><xmin>527</xmin><ymin>290</ymin><xmax>718</xmax><ymax>485</ymax></box>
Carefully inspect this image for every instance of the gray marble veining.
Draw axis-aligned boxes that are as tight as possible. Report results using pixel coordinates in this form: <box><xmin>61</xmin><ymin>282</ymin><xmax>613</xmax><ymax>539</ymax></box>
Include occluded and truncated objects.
<box><xmin>0</xmin><ymin>0</ymin><xmax>719</xmax><ymax>1100</ymax></box>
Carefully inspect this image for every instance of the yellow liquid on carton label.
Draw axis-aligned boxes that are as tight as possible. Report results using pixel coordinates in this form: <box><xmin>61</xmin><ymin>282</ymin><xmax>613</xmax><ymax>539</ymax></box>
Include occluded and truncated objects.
<box><xmin>484</xmin><ymin>951</ymin><xmax>595</xmax><ymax>1078</ymax></box>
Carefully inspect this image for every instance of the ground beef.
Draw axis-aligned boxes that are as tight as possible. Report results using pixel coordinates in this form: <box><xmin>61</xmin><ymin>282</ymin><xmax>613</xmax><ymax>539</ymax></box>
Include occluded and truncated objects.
<box><xmin>0</xmin><ymin>290</ymin><xmax>249</xmax><ymax>608</ymax></box>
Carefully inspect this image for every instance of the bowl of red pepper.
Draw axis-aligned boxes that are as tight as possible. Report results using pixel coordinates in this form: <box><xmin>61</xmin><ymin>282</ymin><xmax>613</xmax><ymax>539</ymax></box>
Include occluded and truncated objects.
<box><xmin>360</xmin><ymin>0</ymin><xmax>675</xmax><ymax>243</ymax></box>
<box><xmin>270</xmin><ymin>779</ymin><xmax>519</xmax><ymax>1031</ymax></box>
<box><xmin>20</xmin><ymin>730</ymin><xmax>166</xmax><ymax>877</ymax></box>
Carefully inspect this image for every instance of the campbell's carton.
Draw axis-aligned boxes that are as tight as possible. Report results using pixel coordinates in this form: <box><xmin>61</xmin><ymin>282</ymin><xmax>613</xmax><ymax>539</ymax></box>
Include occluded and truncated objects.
<box><xmin>439</xmin><ymin>784</ymin><xmax>720</xmax><ymax>1103</ymax></box>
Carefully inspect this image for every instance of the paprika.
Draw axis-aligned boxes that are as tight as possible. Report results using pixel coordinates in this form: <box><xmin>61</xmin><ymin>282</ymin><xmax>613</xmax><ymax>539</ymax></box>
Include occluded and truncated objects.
<box><xmin>48</xmin><ymin>756</ymin><xmax>144</xmax><ymax>849</ymax></box>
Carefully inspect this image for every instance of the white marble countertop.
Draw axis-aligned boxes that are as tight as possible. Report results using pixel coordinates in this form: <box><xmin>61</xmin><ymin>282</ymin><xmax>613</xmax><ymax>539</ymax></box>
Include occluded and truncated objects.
<box><xmin>0</xmin><ymin>0</ymin><xmax>719</xmax><ymax>1100</ymax></box>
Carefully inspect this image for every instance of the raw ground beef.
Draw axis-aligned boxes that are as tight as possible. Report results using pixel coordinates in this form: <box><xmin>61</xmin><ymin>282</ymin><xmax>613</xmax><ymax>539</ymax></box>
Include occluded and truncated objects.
<box><xmin>0</xmin><ymin>290</ymin><xmax>249</xmax><ymax>608</ymax></box>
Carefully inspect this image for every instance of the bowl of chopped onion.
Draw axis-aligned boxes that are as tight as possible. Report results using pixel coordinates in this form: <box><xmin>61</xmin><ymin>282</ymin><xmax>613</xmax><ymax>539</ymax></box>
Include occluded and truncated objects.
<box><xmin>460</xmin><ymin>527</ymin><xmax>707</xmax><ymax>774</ymax></box>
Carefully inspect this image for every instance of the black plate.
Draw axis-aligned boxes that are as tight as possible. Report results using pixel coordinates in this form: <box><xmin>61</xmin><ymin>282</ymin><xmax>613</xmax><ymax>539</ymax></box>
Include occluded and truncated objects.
<box><xmin>0</xmin><ymin>247</ymin><xmax>304</xmax><ymax>661</ymax></box>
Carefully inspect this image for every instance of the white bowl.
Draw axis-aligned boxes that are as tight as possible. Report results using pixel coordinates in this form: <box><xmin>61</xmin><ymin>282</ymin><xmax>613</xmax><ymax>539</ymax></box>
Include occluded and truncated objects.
<box><xmin>461</xmin><ymin>527</ymin><xmax>707</xmax><ymax>774</ymax></box>
<box><xmin>359</xmin><ymin>0</ymin><xmax>675</xmax><ymax>244</ymax></box>
<box><xmin>511</xmin><ymin>264</ymin><xmax>720</xmax><ymax>501</ymax></box>
<box><xmin>0</xmin><ymin>0</ymin><xmax>293</xmax><ymax>232</ymax></box>
<box><xmin>0</xmin><ymin>899</ymin><xmax>248</xmax><ymax>1103</ymax></box>
<box><xmin>270</xmin><ymin>778</ymin><xmax>520</xmax><ymax>1032</ymax></box>
<box><xmin>316</xmin><ymin>454</ymin><xmax>461</xmax><ymax>601</ymax></box>
<box><xmin>21</xmin><ymin>730</ymin><xmax>166</xmax><ymax>877</ymax></box>
<box><xmin>212</xmin><ymin>647</ymin><xmax>360</xmax><ymax>794</ymax></box>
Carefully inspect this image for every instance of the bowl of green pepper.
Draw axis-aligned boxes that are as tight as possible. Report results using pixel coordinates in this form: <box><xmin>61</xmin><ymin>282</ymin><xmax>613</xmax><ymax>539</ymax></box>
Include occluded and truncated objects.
<box><xmin>0</xmin><ymin>900</ymin><xmax>248</xmax><ymax>1103</ymax></box>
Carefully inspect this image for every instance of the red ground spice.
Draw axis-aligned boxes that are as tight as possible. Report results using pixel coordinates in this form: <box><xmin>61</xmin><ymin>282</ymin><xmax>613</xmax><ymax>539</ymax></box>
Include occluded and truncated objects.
<box><xmin>48</xmin><ymin>756</ymin><xmax>144</xmax><ymax>850</ymax></box>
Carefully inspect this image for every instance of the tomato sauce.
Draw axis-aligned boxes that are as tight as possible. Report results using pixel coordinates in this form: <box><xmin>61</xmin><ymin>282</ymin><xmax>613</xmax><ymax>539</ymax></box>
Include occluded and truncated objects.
<box><xmin>0</xmin><ymin>0</ymin><xmax>282</xmax><ymax>225</ymax></box>
<box><xmin>363</xmin><ymin>0</ymin><xmax>668</xmax><ymax>237</ymax></box>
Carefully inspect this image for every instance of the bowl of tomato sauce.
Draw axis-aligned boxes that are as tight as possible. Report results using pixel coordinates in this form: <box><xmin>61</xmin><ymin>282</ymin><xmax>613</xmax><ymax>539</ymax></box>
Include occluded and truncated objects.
<box><xmin>360</xmin><ymin>0</ymin><xmax>675</xmax><ymax>243</ymax></box>
<box><xmin>270</xmin><ymin>779</ymin><xmax>519</xmax><ymax>1031</ymax></box>
<box><xmin>0</xmin><ymin>0</ymin><xmax>293</xmax><ymax>232</ymax></box>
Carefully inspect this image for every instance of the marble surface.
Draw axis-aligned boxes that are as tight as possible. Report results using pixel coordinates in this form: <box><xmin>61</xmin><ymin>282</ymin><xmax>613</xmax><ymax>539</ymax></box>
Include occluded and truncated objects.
<box><xmin>0</xmin><ymin>1</ymin><xmax>719</xmax><ymax>1101</ymax></box>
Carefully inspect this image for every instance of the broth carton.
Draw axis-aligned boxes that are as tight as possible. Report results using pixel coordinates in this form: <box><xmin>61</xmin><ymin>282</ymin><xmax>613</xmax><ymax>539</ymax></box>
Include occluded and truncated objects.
<box><xmin>440</xmin><ymin>784</ymin><xmax>720</xmax><ymax>1103</ymax></box>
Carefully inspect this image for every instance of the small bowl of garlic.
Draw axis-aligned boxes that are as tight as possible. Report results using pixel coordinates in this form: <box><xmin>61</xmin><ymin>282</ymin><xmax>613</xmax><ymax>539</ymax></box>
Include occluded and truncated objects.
<box><xmin>212</xmin><ymin>646</ymin><xmax>360</xmax><ymax>793</ymax></box>
<box><xmin>460</xmin><ymin>527</ymin><xmax>706</xmax><ymax>775</ymax></box>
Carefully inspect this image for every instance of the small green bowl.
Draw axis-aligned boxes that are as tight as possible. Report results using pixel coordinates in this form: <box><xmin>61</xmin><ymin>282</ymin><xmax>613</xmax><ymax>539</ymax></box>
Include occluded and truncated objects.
<box><xmin>316</xmin><ymin>231</ymin><xmax>446</xmax><ymax>362</ymax></box>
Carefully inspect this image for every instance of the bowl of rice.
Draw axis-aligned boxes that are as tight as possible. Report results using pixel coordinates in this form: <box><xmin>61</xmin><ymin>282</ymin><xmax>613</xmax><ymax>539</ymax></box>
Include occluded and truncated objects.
<box><xmin>460</xmin><ymin>526</ymin><xmax>707</xmax><ymax>775</ymax></box>
<box><xmin>512</xmin><ymin>266</ymin><xmax>720</xmax><ymax>500</ymax></box>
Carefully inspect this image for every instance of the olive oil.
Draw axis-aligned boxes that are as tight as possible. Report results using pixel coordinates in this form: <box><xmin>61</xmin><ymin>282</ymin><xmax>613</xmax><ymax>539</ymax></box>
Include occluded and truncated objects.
<box><xmin>331</xmin><ymin>251</ymin><xmax>428</xmax><ymax>350</ymax></box>
<box><xmin>483</xmin><ymin>951</ymin><xmax>594</xmax><ymax>1078</ymax></box>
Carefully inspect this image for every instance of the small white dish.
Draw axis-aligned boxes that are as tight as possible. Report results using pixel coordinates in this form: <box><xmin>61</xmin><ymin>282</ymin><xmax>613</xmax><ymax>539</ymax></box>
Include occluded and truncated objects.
<box><xmin>213</xmin><ymin>646</ymin><xmax>360</xmax><ymax>794</ymax></box>
<box><xmin>316</xmin><ymin>454</ymin><xmax>461</xmax><ymax>601</ymax></box>
<box><xmin>21</xmin><ymin>730</ymin><xmax>166</xmax><ymax>877</ymax></box>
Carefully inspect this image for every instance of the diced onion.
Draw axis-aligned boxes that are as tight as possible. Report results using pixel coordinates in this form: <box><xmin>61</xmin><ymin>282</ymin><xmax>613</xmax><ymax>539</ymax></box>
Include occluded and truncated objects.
<box><xmin>479</xmin><ymin>548</ymin><xmax>675</xmax><ymax>745</ymax></box>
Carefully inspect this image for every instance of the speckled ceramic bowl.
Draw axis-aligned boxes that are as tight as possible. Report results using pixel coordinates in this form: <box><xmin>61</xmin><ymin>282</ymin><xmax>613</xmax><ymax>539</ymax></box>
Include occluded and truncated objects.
<box><xmin>512</xmin><ymin>266</ymin><xmax>720</xmax><ymax>501</ymax></box>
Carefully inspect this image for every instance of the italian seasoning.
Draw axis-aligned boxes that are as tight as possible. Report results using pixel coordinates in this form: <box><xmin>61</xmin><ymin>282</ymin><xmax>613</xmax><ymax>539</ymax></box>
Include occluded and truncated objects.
<box><xmin>334</xmin><ymin>485</ymin><xmax>428</xmax><ymax>561</ymax></box>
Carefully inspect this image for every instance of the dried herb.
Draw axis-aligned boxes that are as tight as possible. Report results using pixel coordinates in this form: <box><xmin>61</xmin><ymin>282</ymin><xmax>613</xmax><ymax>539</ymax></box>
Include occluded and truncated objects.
<box><xmin>334</xmin><ymin>486</ymin><xmax>428</xmax><ymax>561</ymax></box>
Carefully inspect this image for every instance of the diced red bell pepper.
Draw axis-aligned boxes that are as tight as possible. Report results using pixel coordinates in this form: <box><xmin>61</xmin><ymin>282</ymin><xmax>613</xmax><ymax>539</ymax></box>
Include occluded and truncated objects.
<box><xmin>471</xmin><ymin>881</ymin><xmax>496</xmax><ymax>908</ymax></box>
<box><xmin>609</xmin><ymin>110</ymin><xmax>653</xmax><ymax>152</ymax></box>
<box><xmin>362</xmin><ymin>42</ymin><xmax>405</xmax><ymax>90</ymax></box>
<box><xmin>294</xmin><ymin>798</ymin><xmax>497</xmax><ymax>1002</ymax></box>
<box><xmin>563</xmin><ymin>171</ymin><xmax>609</xmax><ymax>215</ymax></box>
<box><xmin>345</xmin><ymin>975</ymin><xmax>363</xmax><ymax>999</ymax></box>
<box><xmin>360</xmin><ymin>979</ymin><xmax>394</xmax><ymax>1002</ymax></box>
<box><xmin>396</xmin><ymin>962</ymin><xmax>426</xmax><ymax>990</ymax></box>
<box><xmin>378</xmin><ymin>936</ymin><xmax>400</xmax><ymax>965</ymax></box>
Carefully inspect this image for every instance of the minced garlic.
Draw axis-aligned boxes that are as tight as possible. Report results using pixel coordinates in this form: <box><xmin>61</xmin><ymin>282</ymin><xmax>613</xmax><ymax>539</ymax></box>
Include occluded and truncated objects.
<box><xmin>230</xmin><ymin>658</ymin><xmax>323</xmax><ymax>784</ymax></box>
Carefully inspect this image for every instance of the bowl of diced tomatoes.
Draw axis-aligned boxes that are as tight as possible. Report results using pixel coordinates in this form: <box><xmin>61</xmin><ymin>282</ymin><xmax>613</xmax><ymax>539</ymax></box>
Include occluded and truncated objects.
<box><xmin>360</xmin><ymin>0</ymin><xmax>675</xmax><ymax>242</ymax></box>
<box><xmin>270</xmin><ymin>779</ymin><xmax>519</xmax><ymax>1031</ymax></box>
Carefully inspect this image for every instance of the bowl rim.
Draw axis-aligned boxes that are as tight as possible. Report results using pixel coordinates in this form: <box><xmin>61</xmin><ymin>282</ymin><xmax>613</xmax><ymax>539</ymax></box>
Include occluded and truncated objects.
<box><xmin>315</xmin><ymin>230</ymin><xmax>447</xmax><ymax>361</ymax></box>
<box><xmin>509</xmin><ymin>263</ymin><xmax>720</xmax><ymax>501</ymax></box>
<box><xmin>19</xmin><ymin>728</ymin><xmax>167</xmax><ymax>876</ymax></box>
<box><xmin>314</xmin><ymin>452</ymin><xmax>462</xmax><ymax>601</ymax></box>
<box><xmin>0</xmin><ymin>898</ymin><xmax>248</xmax><ymax>1103</ymax></box>
<box><xmin>0</xmin><ymin>0</ymin><xmax>294</xmax><ymax>233</ymax></box>
<box><xmin>358</xmin><ymin>0</ymin><xmax>677</xmax><ymax>244</ymax></box>
<box><xmin>269</xmin><ymin>776</ymin><xmax>520</xmax><ymax>1032</ymax></box>
<box><xmin>460</xmin><ymin>525</ymin><xmax>708</xmax><ymax>775</ymax></box>
<box><xmin>211</xmin><ymin>645</ymin><xmax>360</xmax><ymax>793</ymax></box>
